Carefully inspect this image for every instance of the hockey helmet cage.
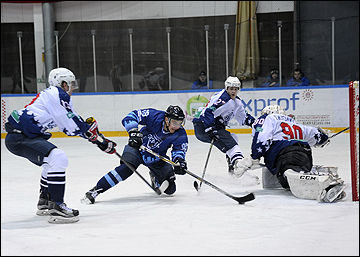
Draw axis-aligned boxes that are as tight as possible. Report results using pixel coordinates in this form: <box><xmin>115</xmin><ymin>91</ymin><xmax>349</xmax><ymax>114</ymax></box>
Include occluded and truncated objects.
<box><xmin>165</xmin><ymin>105</ymin><xmax>186</xmax><ymax>125</ymax></box>
<box><xmin>261</xmin><ymin>104</ymin><xmax>286</xmax><ymax>115</ymax></box>
<box><xmin>48</xmin><ymin>67</ymin><xmax>78</xmax><ymax>93</ymax></box>
<box><xmin>225</xmin><ymin>76</ymin><xmax>241</xmax><ymax>89</ymax></box>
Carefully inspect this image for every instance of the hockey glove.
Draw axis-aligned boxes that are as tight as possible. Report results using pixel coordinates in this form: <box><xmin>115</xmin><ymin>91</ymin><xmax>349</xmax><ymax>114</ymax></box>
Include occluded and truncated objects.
<box><xmin>96</xmin><ymin>135</ymin><xmax>117</xmax><ymax>154</ymax></box>
<box><xmin>205</xmin><ymin>126</ymin><xmax>219</xmax><ymax>141</ymax></box>
<box><xmin>314</xmin><ymin>127</ymin><xmax>330</xmax><ymax>148</ymax></box>
<box><xmin>174</xmin><ymin>157</ymin><xmax>187</xmax><ymax>175</ymax></box>
<box><xmin>84</xmin><ymin>117</ymin><xmax>100</xmax><ymax>141</ymax></box>
<box><xmin>128</xmin><ymin>128</ymin><xmax>143</xmax><ymax>148</ymax></box>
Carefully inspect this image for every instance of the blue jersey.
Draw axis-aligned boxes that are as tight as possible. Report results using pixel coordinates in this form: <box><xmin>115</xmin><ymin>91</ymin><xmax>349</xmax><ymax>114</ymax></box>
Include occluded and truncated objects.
<box><xmin>286</xmin><ymin>76</ymin><xmax>310</xmax><ymax>87</ymax></box>
<box><xmin>191</xmin><ymin>79</ymin><xmax>213</xmax><ymax>90</ymax></box>
<box><xmin>7</xmin><ymin>85</ymin><xmax>90</xmax><ymax>139</ymax></box>
<box><xmin>122</xmin><ymin>108</ymin><xmax>189</xmax><ymax>166</ymax></box>
<box><xmin>251</xmin><ymin>113</ymin><xmax>327</xmax><ymax>174</ymax></box>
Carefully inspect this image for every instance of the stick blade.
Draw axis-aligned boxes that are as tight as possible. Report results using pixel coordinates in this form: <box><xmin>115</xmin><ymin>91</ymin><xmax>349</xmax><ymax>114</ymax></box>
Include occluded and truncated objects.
<box><xmin>193</xmin><ymin>181</ymin><xmax>199</xmax><ymax>191</ymax></box>
<box><xmin>233</xmin><ymin>193</ymin><xmax>255</xmax><ymax>204</ymax></box>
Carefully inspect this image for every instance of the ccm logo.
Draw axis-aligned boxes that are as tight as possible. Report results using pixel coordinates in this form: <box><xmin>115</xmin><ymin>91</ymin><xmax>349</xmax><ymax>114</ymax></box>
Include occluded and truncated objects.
<box><xmin>300</xmin><ymin>175</ymin><xmax>316</xmax><ymax>180</ymax></box>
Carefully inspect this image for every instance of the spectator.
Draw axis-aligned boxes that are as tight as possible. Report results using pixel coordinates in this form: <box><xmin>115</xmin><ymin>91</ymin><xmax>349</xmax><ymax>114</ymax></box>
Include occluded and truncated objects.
<box><xmin>286</xmin><ymin>68</ymin><xmax>310</xmax><ymax>87</ymax></box>
<box><xmin>138</xmin><ymin>67</ymin><xmax>168</xmax><ymax>91</ymax></box>
<box><xmin>109</xmin><ymin>65</ymin><xmax>122</xmax><ymax>92</ymax></box>
<box><xmin>79</xmin><ymin>62</ymin><xmax>91</xmax><ymax>92</ymax></box>
<box><xmin>260</xmin><ymin>68</ymin><xmax>280</xmax><ymax>87</ymax></box>
<box><xmin>11</xmin><ymin>67</ymin><xmax>31</xmax><ymax>94</ymax></box>
<box><xmin>191</xmin><ymin>71</ymin><xmax>213</xmax><ymax>90</ymax></box>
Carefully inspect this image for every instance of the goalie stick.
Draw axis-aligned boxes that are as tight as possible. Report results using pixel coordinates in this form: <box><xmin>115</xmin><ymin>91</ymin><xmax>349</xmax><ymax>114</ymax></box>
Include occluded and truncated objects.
<box><xmin>194</xmin><ymin>138</ymin><xmax>214</xmax><ymax>191</ymax></box>
<box><xmin>328</xmin><ymin>127</ymin><xmax>350</xmax><ymax>139</ymax></box>
<box><xmin>140</xmin><ymin>145</ymin><xmax>255</xmax><ymax>204</ymax></box>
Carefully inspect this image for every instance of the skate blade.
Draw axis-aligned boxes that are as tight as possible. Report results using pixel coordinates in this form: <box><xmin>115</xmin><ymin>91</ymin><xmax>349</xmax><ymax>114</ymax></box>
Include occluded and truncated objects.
<box><xmin>80</xmin><ymin>196</ymin><xmax>93</xmax><ymax>204</ymax></box>
<box><xmin>159</xmin><ymin>180</ymin><xmax>170</xmax><ymax>194</ymax></box>
<box><xmin>36</xmin><ymin>209</ymin><xmax>49</xmax><ymax>216</ymax></box>
<box><xmin>327</xmin><ymin>184</ymin><xmax>347</xmax><ymax>203</ymax></box>
<box><xmin>48</xmin><ymin>215</ymin><xmax>80</xmax><ymax>224</ymax></box>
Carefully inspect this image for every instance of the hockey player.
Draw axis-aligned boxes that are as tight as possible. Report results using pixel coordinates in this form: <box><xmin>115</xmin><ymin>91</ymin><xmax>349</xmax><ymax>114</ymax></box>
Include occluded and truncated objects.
<box><xmin>192</xmin><ymin>76</ymin><xmax>256</xmax><ymax>178</ymax></box>
<box><xmin>4</xmin><ymin>67</ymin><xmax>117</xmax><ymax>224</ymax></box>
<box><xmin>81</xmin><ymin>105</ymin><xmax>189</xmax><ymax>204</ymax></box>
<box><xmin>235</xmin><ymin>104</ymin><xmax>346</xmax><ymax>203</ymax></box>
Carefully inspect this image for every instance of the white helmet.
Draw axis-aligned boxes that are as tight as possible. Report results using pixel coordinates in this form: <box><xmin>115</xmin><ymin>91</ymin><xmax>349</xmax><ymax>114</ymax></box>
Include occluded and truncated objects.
<box><xmin>48</xmin><ymin>67</ymin><xmax>78</xmax><ymax>93</ymax></box>
<box><xmin>225</xmin><ymin>76</ymin><xmax>241</xmax><ymax>89</ymax></box>
<box><xmin>261</xmin><ymin>105</ymin><xmax>286</xmax><ymax>115</ymax></box>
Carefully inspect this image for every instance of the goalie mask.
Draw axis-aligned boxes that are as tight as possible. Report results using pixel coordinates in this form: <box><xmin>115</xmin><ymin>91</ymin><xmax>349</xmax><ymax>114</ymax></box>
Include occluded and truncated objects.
<box><xmin>224</xmin><ymin>76</ymin><xmax>241</xmax><ymax>89</ymax></box>
<box><xmin>48</xmin><ymin>67</ymin><xmax>78</xmax><ymax>94</ymax></box>
<box><xmin>261</xmin><ymin>104</ymin><xmax>286</xmax><ymax>115</ymax></box>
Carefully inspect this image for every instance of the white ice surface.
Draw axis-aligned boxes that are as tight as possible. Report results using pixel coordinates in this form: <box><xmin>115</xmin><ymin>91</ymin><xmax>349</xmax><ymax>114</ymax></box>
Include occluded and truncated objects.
<box><xmin>1</xmin><ymin>134</ymin><xmax>359</xmax><ymax>256</ymax></box>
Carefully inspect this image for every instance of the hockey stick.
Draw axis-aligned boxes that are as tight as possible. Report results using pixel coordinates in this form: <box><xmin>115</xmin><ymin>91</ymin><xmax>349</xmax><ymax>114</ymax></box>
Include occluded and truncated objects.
<box><xmin>194</xmin><ymin>138</ymin><xmax>214</xmax><ymax>191</ymax></box>
<box><xmin>114</xmin><ymin>151</ymin><xmax>162</xmax><ymax>195</ymax></box>
<box><xmin>140</xmin><ymin>145</ymin><xmax>255</xmax><ymax>204</ymax></box>
<box><xmin>87</xmin><ymin>118</ymin><xmax>162</xmax><ymax>196</ymax></box>
<box><xmin>328</xmin><ymin>127</ymin><xmax>350</xmax><ymax>139</ymax></box>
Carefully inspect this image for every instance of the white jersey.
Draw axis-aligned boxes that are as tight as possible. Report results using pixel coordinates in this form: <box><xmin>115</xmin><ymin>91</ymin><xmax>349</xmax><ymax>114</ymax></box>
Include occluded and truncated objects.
<box><xmin>7</xmin><ymin>85</ymin><xmax>90</xmax><ymax>139</ymax></box>
<box><xmin>251</xmin><ymin>113</ymin><xmax>326</xmax><ymax>173</ymax></box>
<box><xmin>193</xmin><ymin>89</ymin><xmax>254</xmax><ymax>128</ymax></box>
<box><xmin>253</xmin><ymin>113</ymin><xmax>320</xmax><ymax>147</ymax></box>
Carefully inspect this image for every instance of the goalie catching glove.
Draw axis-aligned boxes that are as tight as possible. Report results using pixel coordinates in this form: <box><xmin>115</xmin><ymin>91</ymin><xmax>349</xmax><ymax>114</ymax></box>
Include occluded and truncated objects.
<box><xmin>84</xmin><ymin>117</ymin><xmax>117</xmax><ymax>154</ymax></box>
<box><xmin>173</xmin><ymin>157</ymin><xmax>187</xmax><ymax>175</ymax></box>
<box><xmin>233</xmin><ymin>157</ymin><xmax>261</xmax><ymax>178</ymax></box>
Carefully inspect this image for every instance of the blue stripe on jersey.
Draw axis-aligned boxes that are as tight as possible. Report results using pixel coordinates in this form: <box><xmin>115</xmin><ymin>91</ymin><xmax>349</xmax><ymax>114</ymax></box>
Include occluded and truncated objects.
<box><xmin>122</xmin><ymin>111</ymin><xmax>140</xmax><ymax>131</ymax></box>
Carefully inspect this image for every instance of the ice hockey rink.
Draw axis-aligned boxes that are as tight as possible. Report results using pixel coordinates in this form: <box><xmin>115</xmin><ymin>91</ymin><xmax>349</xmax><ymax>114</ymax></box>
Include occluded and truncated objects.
<box><xmin>1</xmin><ymin>133</ymin><xmax>359</xmax><ymax>256</ymax></box>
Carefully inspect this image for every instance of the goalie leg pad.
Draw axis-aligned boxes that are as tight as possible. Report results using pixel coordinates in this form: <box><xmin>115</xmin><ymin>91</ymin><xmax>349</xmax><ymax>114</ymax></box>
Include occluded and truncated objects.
<box><xmin>262</xmin><ymin>167</ymin><xmax>283</xmax><ymax>189</ymax></box>
<box><xmin>285</xmin><ymin>169</ymin><xmax>333</xmax><ymax>201</ymax></box>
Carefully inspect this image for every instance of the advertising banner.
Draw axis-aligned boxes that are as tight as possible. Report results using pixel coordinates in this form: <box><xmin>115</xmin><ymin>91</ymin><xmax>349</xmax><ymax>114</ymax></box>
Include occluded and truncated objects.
<box><xmin>1</xmin><ymin>85</ymin><xmax>349</xmax><ymax>136</ymax></box>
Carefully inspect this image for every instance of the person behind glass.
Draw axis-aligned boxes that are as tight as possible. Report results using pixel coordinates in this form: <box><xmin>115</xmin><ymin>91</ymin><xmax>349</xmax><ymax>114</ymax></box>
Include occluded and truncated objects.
<box><xmin>286</xmin><ymin>68</ymin><xmax>310</xmax><ymax>87</ymax></box>
<box><xmin>11</xmin><ymin>66</ymin><xmax>31</xmax><ymax>94</ymax></box>
<box><xmin>109</xmin><ymin>65</ymin><xmax>122</xmax><ymax>92</ymax></box>
<box><xmin>191</xmin><ymin>71</ymin><xmax>213</xmax><ymax>90</ymax></box>
<box><xmin>260</xmin><ymin>68</ymin><xmax>280</xmax><ymax>87</ymax></box>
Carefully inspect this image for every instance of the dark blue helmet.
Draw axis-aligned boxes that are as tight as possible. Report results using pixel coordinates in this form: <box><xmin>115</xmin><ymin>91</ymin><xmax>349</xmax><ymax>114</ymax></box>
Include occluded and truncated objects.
<box><xmin>165</xmin><ymin>105</ymin><xmax>185</xmax><ymax>122</ymax></box>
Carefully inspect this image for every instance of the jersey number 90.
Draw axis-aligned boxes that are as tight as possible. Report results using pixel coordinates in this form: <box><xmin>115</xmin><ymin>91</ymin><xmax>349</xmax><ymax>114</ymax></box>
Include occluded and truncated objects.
<box><xmin>280</xmin><ymin>122</ymin><xmax>303</xmax><ymax>140</ymax></box>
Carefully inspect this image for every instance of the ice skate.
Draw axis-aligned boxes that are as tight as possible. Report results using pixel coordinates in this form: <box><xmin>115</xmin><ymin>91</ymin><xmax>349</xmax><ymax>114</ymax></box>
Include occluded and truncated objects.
<box><xmin>36</xmin><ymin>190</ymin><xmax>49</xmax><ymax>216</ymax></box>
<box><xmin>80</xmin><ymin>186</ymin><xmax>99</xmax><ymax>204</ymax></box>
<box><xmin>149</xmin><ymin>171</ymin><xmax>160</xmax><ymax>189</ymax></box>
<box><xmin>149</xmin><ymin>172</ymin><xmax>164</xmax><ymax>194</ymax></box>
<box><xmin>48</xmin><ymin>201</ymin><xmax>79</xmax><ymax>224</ymax></box>
<box><xmin>226</xmin><ymin>155</ymin><xmax>235</xmax><ymax>176</ymax></box>
<box><xmin>321</xmin><ymin>184</ymin><xmax>347</xmax><ymax>203</ymax></box>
